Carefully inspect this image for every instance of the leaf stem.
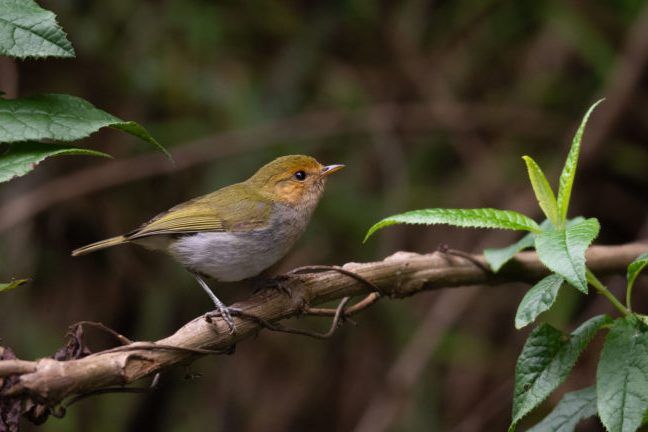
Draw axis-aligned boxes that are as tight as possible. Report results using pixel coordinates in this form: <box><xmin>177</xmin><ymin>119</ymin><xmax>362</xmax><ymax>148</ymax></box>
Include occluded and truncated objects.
<box><xmin>586</xmin><ymin>269</ymin><xmax>629</xmax><ymax>316</ymax></box>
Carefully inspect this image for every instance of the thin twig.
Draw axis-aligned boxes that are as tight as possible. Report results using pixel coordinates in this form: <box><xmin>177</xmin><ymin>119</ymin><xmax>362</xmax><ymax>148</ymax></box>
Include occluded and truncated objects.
<box><xmin>290</xmin><ymin>264</ymin><xmax>384</xmax><ymax>317</ymax></box>
<box><xmin>100</xmin><ymin>342</ymin><xmax>233</xmax><ymax>357</ymax></box>
<box><xmin>289</xmin><ymin>264</ymin><xmax>386</xmax><ymax>296</ymax></box>
<box><xmin>438</xmin><ymin>244</ymin><xmax>492</xmax><ymax>273</ymax></box>
<box><xmin>225</xmin><ymin>297</ymin><xmax>352</xmax><ymax>340</ymax></box>
<box><xmin>0</xmin><ymin>359</ymin><xmax>37</xmax><ymax>376</ymax></box>
<box><xmin>71</xmin><ymin>321</ymin><xmax>133</xmax><ymax>345</ymax></box>
<box><xmin>305</xmin><ymin>292</ymin><xmax>381</xmax><ymax>317</ymax></box>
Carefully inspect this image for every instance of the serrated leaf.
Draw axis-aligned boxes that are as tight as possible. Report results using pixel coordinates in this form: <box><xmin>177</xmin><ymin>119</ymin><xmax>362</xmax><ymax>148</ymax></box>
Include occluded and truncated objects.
<box><xmin>597</xmin><ymin>316</ymin><xmax>648</xmax><ymax>432</ymax></box>
<box><xmin>0</xmin><ymin>94</ymin><xmax>170</xmax><ymax>158</ymax></box>
<box><xmin>0</xmin><ymin>0</ymin><xmax>75</xmax><ymax>58</ymax></box>
<box><xmin>509</xmin><ymin>315</ymin><xmax>611</xmax><ymax>431</ymax></box>
<box><xmin>515</xmin><ymin>275</ymin><xmax>565</xmax><ymax>329</ymax></box>
<box><xmin>526</xmin><ymin>386</ymin><xmax>597</xmax><ymax>432</ymax></box>
<box><xmin>522</xmin><ymin>156</ymin><xmax>560</xmax><ymax>227</ymax></box>
<box><xmin>0</xmin><ymin>278</ymin><xmax>28</xmax><ymax>292</ymax></box>
<box><xmin>534</xmin><ymin>218</ymin><xmax>600</xmax><ymax>293</ymax></box>
<box><xmin>0</xmin><ymin>142</ymin><xmax>110</xmax><ymax>183</ymax></box>
<box><xmin>484</xmin><ymin>218</ymin><xmax>585</xmax><ymax>273</ymax></box>
<box><xmin>365</xmin><ymin>208</ymin><xmax>540</xmax><ymax>242</ymax></box>
<box><xmin>626</xmin><ymin>252</ymin><xmax>648</xmax><ymax>310</ymax></box>
<box><xmin>556</xmin><ymin>100</ymin><xmax>604</xmax><ymax>222</ymax></box>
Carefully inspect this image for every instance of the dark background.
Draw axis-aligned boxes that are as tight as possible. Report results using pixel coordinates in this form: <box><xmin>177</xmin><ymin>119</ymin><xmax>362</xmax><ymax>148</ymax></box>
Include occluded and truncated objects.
<box><xmin>1</xmin><ymin>1</ymin><xmax>647</xmax><ymax>431</ymax></box>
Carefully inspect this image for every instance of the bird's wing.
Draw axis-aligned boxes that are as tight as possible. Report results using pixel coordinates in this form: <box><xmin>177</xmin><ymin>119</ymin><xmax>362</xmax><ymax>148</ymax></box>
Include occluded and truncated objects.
<box><xmin>126</xmin><ymin>183</ymin><xmax>273</xmax><ymax>239</ymax></box>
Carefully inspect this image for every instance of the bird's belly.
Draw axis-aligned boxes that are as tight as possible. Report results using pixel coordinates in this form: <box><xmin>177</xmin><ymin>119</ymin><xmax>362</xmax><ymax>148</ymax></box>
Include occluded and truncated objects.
<box><xmin>168</xmin><ymin>229</ymin><xmax>295</xmax><ymax>282</ymax></box>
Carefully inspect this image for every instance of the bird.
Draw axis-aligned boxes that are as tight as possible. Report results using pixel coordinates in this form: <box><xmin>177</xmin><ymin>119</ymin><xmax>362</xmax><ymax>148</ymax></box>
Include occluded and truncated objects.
<box><xmin>72</xmin><ymin>155</ymin><xmax>344</xmax><ymax>332</ymax></box>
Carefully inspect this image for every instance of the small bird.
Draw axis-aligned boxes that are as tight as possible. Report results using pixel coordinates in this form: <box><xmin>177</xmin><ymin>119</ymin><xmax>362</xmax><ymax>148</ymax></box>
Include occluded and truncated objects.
<box><xmin>72</xmin><ymin>155</ymin><xmax>344</xmax><ymax>331</ymax></box>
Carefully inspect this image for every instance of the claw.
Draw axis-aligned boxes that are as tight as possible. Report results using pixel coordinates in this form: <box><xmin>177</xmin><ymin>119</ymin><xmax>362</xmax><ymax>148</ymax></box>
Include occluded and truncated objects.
<box><xmin>253</xmin><ymin>274</ymin><xmax>293</xmax><ymax>297</ymax></box>
<box><xmin>204</xmin><ymin>306</ymin><xmax>242</xmax><ymax>334</ymax></box>
<box><xmin>193</xmin><ymin>273</ymin><xmax>240</xmax><ymax>334</ymax></box>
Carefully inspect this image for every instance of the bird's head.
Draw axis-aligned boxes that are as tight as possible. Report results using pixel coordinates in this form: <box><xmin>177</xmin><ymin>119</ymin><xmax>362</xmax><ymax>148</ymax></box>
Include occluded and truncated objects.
<box><xmin>248</xmin><ymin>155</ymin><xmax>344</xmax><ymax>208</ymax></box>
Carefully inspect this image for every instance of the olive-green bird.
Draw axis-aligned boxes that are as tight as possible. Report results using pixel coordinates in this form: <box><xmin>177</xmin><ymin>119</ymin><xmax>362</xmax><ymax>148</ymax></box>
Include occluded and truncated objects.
<box><xmin>73</xmin><ymin>155</ymin><xmax>344</xmax><ymax>332</ymax></box>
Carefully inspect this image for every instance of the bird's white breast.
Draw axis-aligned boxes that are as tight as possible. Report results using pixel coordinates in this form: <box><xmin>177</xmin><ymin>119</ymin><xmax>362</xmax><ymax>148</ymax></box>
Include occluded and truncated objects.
<box><xmin>167</xmin><ymin>205</ymin><xmax>309</xmax><ymax>282</ymax></box>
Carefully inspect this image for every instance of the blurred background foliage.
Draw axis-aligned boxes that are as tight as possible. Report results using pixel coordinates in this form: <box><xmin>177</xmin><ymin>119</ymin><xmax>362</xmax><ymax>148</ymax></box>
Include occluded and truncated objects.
<box><xmin>1</xmin><ymin>0</ymin><xmax>647</xmax><ymax>431</ymax></box>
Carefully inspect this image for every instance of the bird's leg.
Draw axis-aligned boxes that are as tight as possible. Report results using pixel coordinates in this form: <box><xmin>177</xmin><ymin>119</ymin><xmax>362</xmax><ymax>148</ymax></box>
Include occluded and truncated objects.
<box><xmin>192</xmin><ymin>274</ymin><xmax>240</xmax><ymax>334</ymax></box>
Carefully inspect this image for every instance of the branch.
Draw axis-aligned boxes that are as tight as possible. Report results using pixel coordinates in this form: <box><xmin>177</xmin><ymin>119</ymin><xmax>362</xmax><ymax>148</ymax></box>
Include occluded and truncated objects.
<box><xmin>1</xmin><ymin>243</ymin><xmax>645</xmax><ymax>413</ymax></box>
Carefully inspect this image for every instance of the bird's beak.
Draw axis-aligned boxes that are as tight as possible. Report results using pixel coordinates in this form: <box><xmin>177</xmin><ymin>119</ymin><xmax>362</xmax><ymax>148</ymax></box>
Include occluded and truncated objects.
<box><xmin>321</xmin><ymin>164</ymin><xmax>345</xmax><ymax>177</ymax></box>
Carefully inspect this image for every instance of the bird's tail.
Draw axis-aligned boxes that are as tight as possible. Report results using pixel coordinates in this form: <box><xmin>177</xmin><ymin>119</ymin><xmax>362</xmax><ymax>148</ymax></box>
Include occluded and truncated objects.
<box><xmin>72</xmin><ymin>235</ymin><xmax>128</xmax><ymax>256</ymax></box>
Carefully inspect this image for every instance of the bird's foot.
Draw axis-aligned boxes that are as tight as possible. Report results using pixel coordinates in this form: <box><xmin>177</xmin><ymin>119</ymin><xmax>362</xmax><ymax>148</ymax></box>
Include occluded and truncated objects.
<box><xmin>205</xmin><ymin>306</ymin><xmax>242</xmax><ymax>334</ymax></box>
<box><xmin>252</xmin><ymin>274</ymin><xmax>293</xmax><ymax>297</ymax></box>
<box><xmin>192</xmin><ymin>273</ymin><xmax>241</xmax><ymax>334</ymax></box>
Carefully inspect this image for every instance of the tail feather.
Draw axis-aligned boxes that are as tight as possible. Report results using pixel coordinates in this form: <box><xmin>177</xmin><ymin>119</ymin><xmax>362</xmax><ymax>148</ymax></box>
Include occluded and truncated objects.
<box><xmin>72</xmin><ymin>235</ymin><xmax>128</xmax><ymax>256</ymax></box>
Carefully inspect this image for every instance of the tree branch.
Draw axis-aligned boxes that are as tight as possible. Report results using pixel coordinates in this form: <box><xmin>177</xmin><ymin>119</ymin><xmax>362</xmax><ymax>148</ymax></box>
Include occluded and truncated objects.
<box><xmin>1</xmin><ymin>243</ymin><xmax>645</xmax><ymax>413</ymax></box>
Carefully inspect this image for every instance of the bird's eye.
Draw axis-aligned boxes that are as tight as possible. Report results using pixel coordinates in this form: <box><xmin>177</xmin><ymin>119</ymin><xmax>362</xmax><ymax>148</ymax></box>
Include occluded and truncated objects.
<box><xmin>294</xmin><ymin>170</ymin><xmax>307</xmax><ymax>181</ymax></box>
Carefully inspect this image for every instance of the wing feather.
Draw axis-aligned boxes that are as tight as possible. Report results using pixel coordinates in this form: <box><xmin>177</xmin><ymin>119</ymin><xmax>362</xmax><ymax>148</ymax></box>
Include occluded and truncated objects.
<box><xmin>127</xmin><ymin>183</ymin><xmax>272</xmax><ymax>239</ymax></box>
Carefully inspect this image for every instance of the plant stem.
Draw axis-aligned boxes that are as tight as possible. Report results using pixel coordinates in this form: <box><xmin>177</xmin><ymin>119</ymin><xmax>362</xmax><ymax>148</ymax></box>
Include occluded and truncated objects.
<box><xmin>627</xmin><ymin>284</ymin><xmax>633</xmax><ymax>313</ymax></box>
<box><xmin>586</xmin><ymin>269</ymin><xmax>629</xmax><ymax>316</ymax></box>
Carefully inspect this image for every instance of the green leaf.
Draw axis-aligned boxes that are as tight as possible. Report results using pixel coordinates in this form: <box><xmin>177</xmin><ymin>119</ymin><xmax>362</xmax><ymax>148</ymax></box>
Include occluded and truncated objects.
<box><xmin>365</xmin><ymin>208</ymin><xmax>541</xmax><ymax>242</ymax></box>
<box><xmin>484</xmin><ymin>233</ymin><xmax>535</xmax><ymax>272</ymax></box>
<box><xmin>509</xmin><ymin>315</ymin><xmax>611</xmax><ymax>431</ymax></box>
<box><xmin>0</xmin><ymin>0</ymin><xmax>75</xmax><ymax>58</ymax></box>
<box><xmin>526</xmin><ymin>386</ymin><xmax>597</xmax><ymax>432</ymax></box>
<box><xmin>484</xmin><ymin>220</ymin><xmax>555</xmax><ymax>273</ymax></box>
<box><xmin>484</xmin><ymin>218</ymin><xmax>585</xmax><ymax>273</ymax></box>
<box><xmin>0</xmin><ymin>278</ymin><xmax>28</xmax><ymax>292</ymax></box>
<box><xmin>556</xmin><ymin>100</ymin><xmax>604</xmax><ymax>223</ymax></box>
<box><xmin>534</xmin><ymin>218</ymin><xmax>600</xmax><ymax>293</ymax></box>
<box><xmin>515</xmin><ymin>274</ymin><xmax>565</xmax><ymax>329</ymax></box>
<box><xmin>522</xmin><ymin>156</ymin><xmax>560</xmax><ymax>227</ymax></box>
<box><xmin>626</xmin><ymin>252</ymin><xmax>648</xmax><ymax>311</ymax></box>
<box><xmin>0</xmin><ymin>94</ymin><xmax>170</xmax><ymax>158</ymax></box>
<box><xmin>565</xmin><ymin>216</ymin><xmax>586</xmax><ymax>228</ymax></box>
<box><xmin>597</xmin><ymin>316</ymin><xmax>648</xmax><ymax>432</ymax></box>
<box><xmin>637</xmin><ymin>315</ymin><xmax>648</xmax><ymax>328</ymax></box>
<box><xmin>0</xmin><ymin>142</ymin><xmax>110</xmax><ymax>183</ymax></box>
